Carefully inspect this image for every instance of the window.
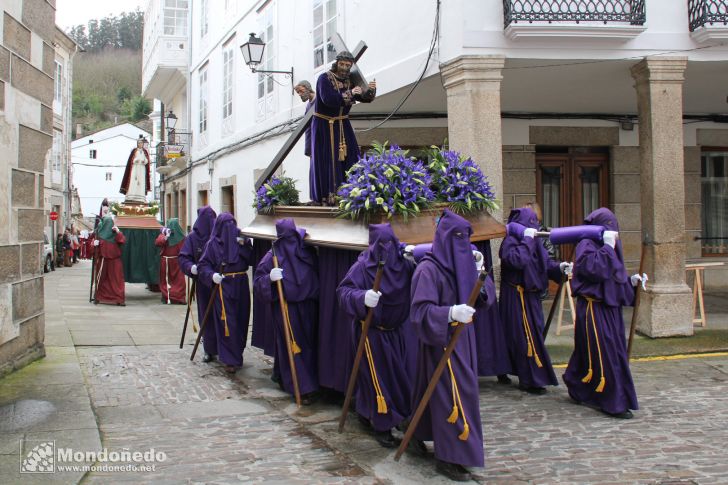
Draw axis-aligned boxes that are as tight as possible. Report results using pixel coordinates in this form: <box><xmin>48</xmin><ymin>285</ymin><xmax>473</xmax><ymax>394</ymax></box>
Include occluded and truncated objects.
<box><xmin>164</xmin><ymin>0</ymin><xmax>188</xmax><ymax>36</ymax></box>
<box><xmin>198</xmin><ymin>65</ymin><xmax>208</xmax><ymax>133</ymax></box>
<box><xmin>54</xmin><ymin>61</ymin><xmax>63</xmax><ymax>103</ymax></box>
<box><xmin>701</xmin><ymin>150</ymin><xmax>728</xmax><ymax>255</ymax></box>
<box><xmin>89</xmin><ymin>149</ymin><xmax>97</xmax><ymax>159</ymax></box>
<box><xmin>222</xmin><ymin>41</ymin><xmax>234</xmax><ymax>119</ymax></box>
<box><xmin>257</xmin><ymin>7</ymin><xmax>275</xmax><ymax>99</ymax></box>
<box><xmin>200</xmin><ymin>0</ymin><xmax>209</xmax><ymax>37</ymax></box>
<box><xmin>105</xmin><ymin>172</ymin><xmax>112</xmax><ymax>181</ymax></box>
<box><xmin>52</xmin><ymin>131</ymin><xmax>62</xmax><ymax>172</ymax></box>
<box><xmin>313</xmin><ymin>0</ymin><xmax>338</xmax><ymax>70</ymax></box>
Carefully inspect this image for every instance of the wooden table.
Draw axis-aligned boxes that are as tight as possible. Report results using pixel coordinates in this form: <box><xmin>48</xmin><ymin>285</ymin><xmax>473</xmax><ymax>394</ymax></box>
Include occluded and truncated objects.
<box><xmin>685</xmin><ymin>262</ymin><xmax>725</xmax><ymax>327</ymax></box>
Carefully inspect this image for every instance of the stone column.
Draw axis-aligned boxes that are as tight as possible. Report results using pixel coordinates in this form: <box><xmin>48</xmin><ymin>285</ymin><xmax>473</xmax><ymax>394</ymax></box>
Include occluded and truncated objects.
<box><xmin>630</xmin><ymin>57</ymin><xmax>693</xmax><ymax>337</ymax></box>
<box><xmin>441</xmin><ymin>55</ymin><xmax>506</xmax><ymax>224</ymax></box>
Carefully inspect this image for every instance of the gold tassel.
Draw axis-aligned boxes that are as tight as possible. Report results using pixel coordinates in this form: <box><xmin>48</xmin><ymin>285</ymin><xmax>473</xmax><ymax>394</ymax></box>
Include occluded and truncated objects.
<box><xmin>377</xmin><ymin>395</ymin><xmax>388</xmax><ymax>414</ymax></box>
<box><xmin>527</xmin><ymin>343</ymin><xmax>533</xmax><ymax>357</ymax></box>
<box><xmin>582</xmin><ymin>368</ymin><xmax>593</xmax><ymax>383</ymax></box>
<box><xmin>596</xmin><ymin>376</ymin><xmax>606</xmax><ymax>393</ymax></box>
<box><xmin>291</xmin><ymin>341</ymin><xmax>302</xmax><ymax>355</ymax></box>
<box><xmin>534</xmin><ymin>351</ymin><xmax>543</xmax><ymax>368</ymax></box>
<box><xmin>193</xmin><ymin>323</ymin><xmax>198</xmax><ymax>333</ymax></box>
<box><xmin>458</xmin><ymin>423</ymin><xmax>470</xmax><ymax>441</ymax></box>
<box><xmin>338</xmin><ymin>143</ymin><xmax>346</xmax><ymax>161</ymax></box>
<box><xmin>447</xmin><ymin>405</ymin><xmax>459</xmax><ymax>423</ymax></box>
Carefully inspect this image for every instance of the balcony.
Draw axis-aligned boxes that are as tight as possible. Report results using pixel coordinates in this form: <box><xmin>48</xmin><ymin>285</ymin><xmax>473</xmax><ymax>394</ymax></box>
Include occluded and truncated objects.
<box><xmin>155</xmin><ymin>131</ymin><xmax>191</xmax><ymax>176</ymax></box>
<box><xmin>142</xmin><ymin>1</ymin><xmax>189</xmax><ymax>102</ymax></box>
<box><xmin>689</xmin><ymin>0</ymin><xmax>728</xmax><ymax>42</ymax></box>
<box><xmin>502</xmin><ymin>0</ymin><xmax>647</xmax><ymax>40</ymax></box>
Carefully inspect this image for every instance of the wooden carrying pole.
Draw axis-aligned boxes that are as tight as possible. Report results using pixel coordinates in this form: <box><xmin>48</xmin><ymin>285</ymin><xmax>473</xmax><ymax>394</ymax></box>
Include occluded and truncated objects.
<box><xmin>338</xmin><ymin>261</ymin><xmax>385</xmax><ymax>432</ymax></box>
<box><xmin>191</xmin><ymin>263</ymin><xmax>225</xmax><ymax>361</ymax></box>
<box><xmin>395</xmin><ymin>271</ymin><xmax>487</xmax><ymax>461</ymax></box>
<box><xmin>627</xmin><ymin>237</ymin><xmax>647</xmax><ymax>358</ymax></box>
<box><xmin>543</xmin><ymin>275</ymin><xmax>566</xmax><ymax>340</ymax></box>
<box><xmin>179</xmin><ymin>279</ymin><xmax>196</xmax><ymax>349</ymax></box>
<box><xmin>272</xmin><ymin>246</ymin><xmax>302</xmax><ymax>408</ymax></box>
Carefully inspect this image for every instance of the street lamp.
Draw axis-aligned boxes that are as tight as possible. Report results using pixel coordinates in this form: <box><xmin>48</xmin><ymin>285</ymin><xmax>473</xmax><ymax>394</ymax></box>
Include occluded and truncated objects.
<box><xmin>240</xmin><ymin>33</ymin><xmax>294</xmax><ymax>88</ymax></box>
<box><xmin>165</xmin><ymin>110</ymin><xmax>177</xmax><ymax>142</ymax></box>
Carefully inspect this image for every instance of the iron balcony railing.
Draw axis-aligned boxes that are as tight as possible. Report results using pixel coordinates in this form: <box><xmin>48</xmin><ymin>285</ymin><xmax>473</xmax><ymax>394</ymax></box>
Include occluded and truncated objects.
<box><xmin>503</xmin><ymin>0</ymin><xmax>646</xmax><ymax>27</ymax></box>
<box><xmin>688</xmin><ymin>0</ymin><xmax>728</xmax><ymax>31</ymax></box>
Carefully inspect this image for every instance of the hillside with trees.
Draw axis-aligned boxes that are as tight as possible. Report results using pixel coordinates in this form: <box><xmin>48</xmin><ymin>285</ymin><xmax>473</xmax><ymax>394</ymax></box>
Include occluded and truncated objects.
<box><xmin>67</xmin><ymin>10</ymin><xmax>152</xmax><ymax>138</ymax></box>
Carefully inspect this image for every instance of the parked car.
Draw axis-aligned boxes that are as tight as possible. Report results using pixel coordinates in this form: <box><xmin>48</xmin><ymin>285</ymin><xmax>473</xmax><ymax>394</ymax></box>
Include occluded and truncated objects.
<box><xmin>43</xmin><ymin>233</ymin><xmax>54</xmax><ymax>273</ymax></box>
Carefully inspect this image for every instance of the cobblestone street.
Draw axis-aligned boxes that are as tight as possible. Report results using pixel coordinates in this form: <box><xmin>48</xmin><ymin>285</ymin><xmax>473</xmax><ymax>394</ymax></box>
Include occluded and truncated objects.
<box><xmin>2</xmin><ymin>261</ymin><xmax>728</xmax><ymax>484</ymax></box>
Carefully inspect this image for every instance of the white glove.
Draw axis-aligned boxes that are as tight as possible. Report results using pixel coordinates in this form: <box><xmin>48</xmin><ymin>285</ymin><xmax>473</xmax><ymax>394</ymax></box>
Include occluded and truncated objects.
<box><xmin>112</xmin><ymin>226</ymin><xmax>119</xmax><ymax>233</ymax></box>
<box><xmin>270</xmin><ymin>267</ymin><xmax>283</xmax><ymax>282</ymax></box>
<box><xmin>560</xmin><ymin>262</ymin><xmax>573</xmax><ymax>275</ymax></box>
<box><xmin>190</xmin><ymin>264</ymin><xmax>198</xmax><ymax>275</ymax></box>
<box><xmin>631</xmin><ymin>272</ymin><xmax>649</xmax><ymax>290</ymax></box>
<box><xmin>523</xmin><ymin>228</ymin><xmax>537</xmax><ymax>239</ymax></box>
<box><xmin>212</xmin><ymin>273</ymin><xmax>224</xmax><ymax>285</ymax></box>
<box><xmin>473</xmin><ymin>250</ymin><xmax>484</xmax><ymax>271</ymax></box>
<box><xmin>449</xmin><ymin>304</ymin><xmax>476</xmax><ymax>324</ymax></box>
<box><xmin>364</xmin><ymin>289</ymin><xmax>381</xmax><ymax>308</ymax></box>
<box><xmin>93</xmin><ymin>239</ymin><xmax>100</xmax><ymax>247</ymax></box>
<box><xmin>237</xmin><ymin>236</ymin><xmax>246</xmax><ymax>246</ymax></box>
<box><xmin>603</xmin><ymin>230</ymin><xmax>618</xmax><ymax>249</ymax></box>
<box><xmin>404</xmin><ymin>244</ymin><xmax>415</xmax><ymax>254</ymax></box>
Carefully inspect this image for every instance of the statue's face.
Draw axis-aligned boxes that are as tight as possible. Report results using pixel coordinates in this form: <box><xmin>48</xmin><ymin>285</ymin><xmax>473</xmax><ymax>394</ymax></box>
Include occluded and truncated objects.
<box><xmin>294</xmin><ymin>86</ymin><xmax>311</xmax><ymax>102</ymax></box>
<box><xmin>336</xmin><ymin>60</ymin><xmax>352</xmax><ymax>77</ymax></box>
<box><xmin>137</xmin><ymin>140</ymin><xmax>144</xmax><ymax>149</ymax></box>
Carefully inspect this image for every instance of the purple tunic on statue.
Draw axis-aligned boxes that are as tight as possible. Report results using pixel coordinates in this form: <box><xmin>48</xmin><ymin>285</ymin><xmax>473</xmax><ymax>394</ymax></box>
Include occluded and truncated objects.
<box><xmin>179</xmin><ymin>206</ymin><xmax>217</xmax><ymax>356</ymax></box>
<box><xmin>499</xmin><ymin>208</ymin><xmax>561</xmax><ymax>388</ymax></box>
<box><xmin>410</xmin><ymin>210</ymin><xmax>492</xmax><ymax>468</ymax></box>
<box><xmin>563</xmin><ymin>208</ymin><xmax>639</xmax><ymax>414</ymax></box>
<box><xmin>473</xmin><ymin>241</ymin><xmax>512</xmax><ymax>377</ymax></box>
<box><xmin>197</xmin><ymin>213</ymin><xmax>253</xmax><ymax>368</ymax></box>
<box><xmin>254</xmin><ymin>219</ymin><xmax>319</xmax><ymax>396</ymax></box>
<box><xmin>337</xmin><ymin>224</ymin><xmax>416</xmax><ymax>432</ymax></box>
<box><xmin>309</xmin><ymin>69</ymin><xmax>375</xmax><ymax>202</ymax></box>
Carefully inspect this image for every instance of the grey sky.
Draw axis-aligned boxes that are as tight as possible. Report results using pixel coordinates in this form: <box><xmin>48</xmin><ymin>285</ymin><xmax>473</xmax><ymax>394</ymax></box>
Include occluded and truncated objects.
<box><xmin>56</xmin><ymin>0</ymin><xmax>147</xmax><ymax>30</ymax></box>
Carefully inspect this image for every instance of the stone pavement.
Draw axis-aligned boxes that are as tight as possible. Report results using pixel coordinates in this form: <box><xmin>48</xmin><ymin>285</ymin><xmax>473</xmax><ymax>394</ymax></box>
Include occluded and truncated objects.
<box><xmin>1</xmin><ymin>260</ymin><xmax>727</xmax><ymax>484</ymax></box>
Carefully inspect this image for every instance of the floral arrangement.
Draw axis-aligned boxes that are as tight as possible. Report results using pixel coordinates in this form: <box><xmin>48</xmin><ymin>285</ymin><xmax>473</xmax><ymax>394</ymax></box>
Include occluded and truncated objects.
<box><xmin>337</xmin><ymin>144</ymin><xmax>434</xmax><ymax>221</ymax></box>
<box><xmin>426</xmin><ymin>146</ymin><xmax>499</xmax><ymax>215</ymax></box>
<box><xmin>110</xmin><ymin>201</ymin><xmax>159</xmax><ymax>216</ymax></box>
<box><xmin>254</xmin><ymin>174</ymin><xmax>300</xmax><ymax>214</ymax></box>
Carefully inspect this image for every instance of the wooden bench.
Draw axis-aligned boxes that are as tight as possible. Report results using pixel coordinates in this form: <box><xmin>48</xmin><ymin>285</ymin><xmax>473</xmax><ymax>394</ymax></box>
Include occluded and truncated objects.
<box><xmin>685</xmin><ymin>262</ymin><xmax>725</xmax><ymax>327</ymax></box>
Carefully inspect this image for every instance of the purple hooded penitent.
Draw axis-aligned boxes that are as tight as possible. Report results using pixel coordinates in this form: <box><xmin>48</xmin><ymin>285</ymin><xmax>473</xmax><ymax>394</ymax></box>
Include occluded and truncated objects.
<box><xmin>337</xmin><ymin>223</ymin><xmax>416</xmax><ymax>431</ymax></box>
<box><xmin>563</xmin><ymin>208</ymin><xmax>638</xmax><ymax>414</ymax></box>
<box><xmin>197</xmin><ymin>213</ymin><xmax>253</xmax><ymax>368</ymax></box>
<box><xmin>499</xmin><ymin>207</ymin><xmax>561</xmax><ymax>389</ymax></box>
<box><xmin>179</xmin><ymin>206</ymin><xmax>218</xmax><ymax>356</ymax></box>
<box><xmin>254</xmin><ymin>219</ymin><xmax>319</xmax><ymax>397</ymax></box>
<box><xmin>409</xmin><ymin>210</ymin><xmax>494</xmax><ymax>468</ymax></box>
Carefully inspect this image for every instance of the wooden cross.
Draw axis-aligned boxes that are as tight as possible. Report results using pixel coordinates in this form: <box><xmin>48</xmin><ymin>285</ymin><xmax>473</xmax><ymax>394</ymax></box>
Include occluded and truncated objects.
<box><xmin>254</xmin><ymin>34</ymin><xmax>369</xmax><ymax>190</ymax></box>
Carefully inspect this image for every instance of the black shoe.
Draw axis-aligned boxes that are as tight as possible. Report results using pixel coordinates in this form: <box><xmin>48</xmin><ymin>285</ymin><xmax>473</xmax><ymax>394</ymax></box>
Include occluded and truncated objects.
<box><xmin>604</xmin><ymin>409</ymin><xmax>633</xmax><ymax>419</ymax></box>
<box><xmin>301</xmin><ymin>392</ymin><xmax>319</xmax><ymax>406</ymax></box>
<box><xmin>435</xmin><ymin>460</ymin><xmax>472</xmax><ymax>482</ymax></box>
<box><xmin>519</xmin><ymin>385</ymin><xmax>547</xmax><ymax>395</ymax></box>
<box><xmin>357</xmin><ymin>414</ymin><xmax>372</xmax><ymax>430</ymax></box>
<box><xmin>202</xmin><ymin>353</ymin><xmax>214</xmax><ymax>363</ymax></box>
<box><xmin>407</xmin><ymin>439</ymin><xmax>429</xmax><ymax>457</ymax></box>
<box><xmin>497</xmin><ymin>374</ymin><xmax>512</xmax><ymax>385</ymax></box>
<box><xmin>373</xmin><ymin>430</ymin><xmax>398</xmax><ymax>448</ymax></box>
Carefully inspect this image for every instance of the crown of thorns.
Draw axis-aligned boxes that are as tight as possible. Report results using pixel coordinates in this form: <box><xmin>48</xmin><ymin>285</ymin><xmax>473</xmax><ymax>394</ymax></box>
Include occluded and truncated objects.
<box><xmin>335</xmin><ymin>51</ymin><xmax>354</xmax><ymax>62</ymax></box>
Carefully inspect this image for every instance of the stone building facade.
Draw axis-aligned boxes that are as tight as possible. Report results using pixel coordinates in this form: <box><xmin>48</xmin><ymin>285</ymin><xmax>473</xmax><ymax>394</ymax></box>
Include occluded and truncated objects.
<box><xmin>0</xmin><ymin>0</ymin><xmax>56</xmax><ymax>376</ymax></box>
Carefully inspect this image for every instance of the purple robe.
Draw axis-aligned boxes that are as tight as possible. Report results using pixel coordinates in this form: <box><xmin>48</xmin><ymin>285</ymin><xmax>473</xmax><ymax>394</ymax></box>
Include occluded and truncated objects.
<box><xmin>499</xmin><ymin>208</ymin><xmax>561</xmax><ymax>388</ymax></box>
<box><xmin>197</xmin><ymin>213</ymin><xmax>252</xmax><ymax>368</ymax></box>
<box><xmin>473</xmin><ymin>241</ymin><xmax>512</xmax><ymax>377</ymax></box>
<box><xmin>304</xmin><ymin>99</ymin><xmax>314</xmax><ymax>158</ymax></box>
<box><xmin>309</xmin><ymin>69</ymin><xmax>375</xmax><ymax>202</ymax></box>
<box><xmin>179</xmin><ymin>206</ymin><xmax>217</xmax><ymax>356</ymax></box>
<box><xmin>254</xmin><ymin>219</ymin><xmax>319</xmax><ymax>396</ymax></box>
<box><xmin>318</xmin><ymin>247</ymin><xmax>360</xmax><ymax>393</ymax></box>
<box><xmin>337</xmin><ymin>224</ymin><xmax>415</xmax><ymax>431</ymax></box>
<box><xmin>563</xmin><ymin>208</ymin><xmax>638</xmax><ymax>414</ymax></box>
<box><xmin>410</xmin><ymin>210</ymin><xmax>491</xmax><ymax>468</ymax></box>
<box><xmin>251</xmin><ymin>239</ymin><xmax>275</xmax><ymax>357</ymax></box>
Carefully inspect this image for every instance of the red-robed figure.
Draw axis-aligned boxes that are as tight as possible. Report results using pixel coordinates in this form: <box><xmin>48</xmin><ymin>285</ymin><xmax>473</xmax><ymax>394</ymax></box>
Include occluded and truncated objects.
<box><xmin>93</xmin><ymin>216</ymin><xmax>126</xmax><ymax>306</ymax></box>
<box><xmin>120</xmin><ymin>137</ymin><xmax>151</xmax><ymax>204</ymax></box>
<box><xmin>155</xmin><ymin>218</ymin><xmax>187</xmax><ymax>305</ymax></box>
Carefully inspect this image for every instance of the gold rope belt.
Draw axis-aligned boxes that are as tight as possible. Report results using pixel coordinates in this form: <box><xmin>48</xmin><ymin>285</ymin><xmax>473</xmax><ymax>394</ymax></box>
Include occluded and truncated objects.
<box><xmin>360</xmin><ymin>320</ymin><xmax>388</xmax><ymax>415</ymax></box>
<box><xmin>218</xmin><ymin>271</ymin><xmax>246</xmax><ymax>337</ymax></box>
<box><xmin>314</xmin><ymin>111</ymin><xmax>349</xmax><ymax>164</ymax></box>
<box><xmin>513</xmin><ymin>284</ymin><xmax>544</xmax><ymax>368</ymax></box>
<box><xmin>579</xmin><ymin>296</ymin><xmax>606</xmax><ymax>393</ymax></box>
